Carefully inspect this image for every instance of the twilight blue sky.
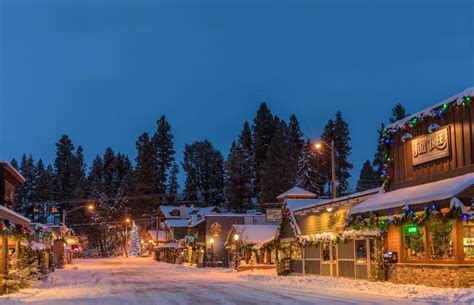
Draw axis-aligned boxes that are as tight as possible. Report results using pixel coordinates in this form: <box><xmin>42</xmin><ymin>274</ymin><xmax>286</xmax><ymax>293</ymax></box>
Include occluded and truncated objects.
<box><xmin>1</xmin><ymin>0</ymin><xmax>473</xmax><ymax>191</ymax></box>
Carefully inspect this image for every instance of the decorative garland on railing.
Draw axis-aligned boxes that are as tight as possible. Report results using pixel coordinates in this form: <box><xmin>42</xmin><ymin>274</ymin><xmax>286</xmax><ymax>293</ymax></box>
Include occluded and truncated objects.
<box><xmin>345</xmin><ymin>202</ymin><xmax>472</xmax><ymax>233</ymax></box>
<box><xmin>381</xmin><ymin>94</ymin><xmax>473</xmax><ymax>191</ymax></box>
<box><xmin>298</xmin><ymin>229</ymin><xmax>381</xmax><ymax>246</ymax></box>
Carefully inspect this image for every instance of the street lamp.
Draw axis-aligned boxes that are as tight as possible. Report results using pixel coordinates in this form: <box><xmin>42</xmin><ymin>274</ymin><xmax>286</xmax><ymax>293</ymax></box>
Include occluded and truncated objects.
<box><xmin>233</xmin><ymin>234</ymin><xmax>240</xmax><ymax>270</ymax></box>
<box><xmin>314</xmin><ymin>140</ymin><xmax>337</xmax><ymax>199</ymax></box>
<box><xmin>210</xmin><ymin>238</ymin><xmax>214</xmax><ymax>267</ymax></box>
<box><xmin>124</xmin><ymin>218</ymin><xmax>131</xmax><ymax>257</ymax></box>
<box><xmin>62</xmin><ymin>203</ymin><xmax>95</xmax><ymax>226</ymax></box>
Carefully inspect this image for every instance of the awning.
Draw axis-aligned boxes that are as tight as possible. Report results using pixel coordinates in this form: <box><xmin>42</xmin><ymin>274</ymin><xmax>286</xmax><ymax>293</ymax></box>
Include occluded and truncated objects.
<box><xmin>350</xmin><ymin>173</ymin><xmax>474</xmax><ymax>214</ymax></box>
<box><xmin>0</xmin><ymin>205</ymin><xmax>30</xmax><ymax>227</ymax></box>
<box><xmin>156</xmin><ymin>242</ymin><xmax>178</xmax><ymax>249</ymax></box>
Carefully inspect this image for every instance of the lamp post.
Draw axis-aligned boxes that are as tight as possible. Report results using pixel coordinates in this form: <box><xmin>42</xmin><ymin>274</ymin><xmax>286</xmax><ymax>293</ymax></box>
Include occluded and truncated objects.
<box><xmin>124</xmin><ymin>218</ymin><xmax>131</xmax><ymax>257</ymax></box>
<box><xmin>210</xmin><ymin>238</ymin><xmax>214</xmax><ymax>267</ymax></box>
<box><xmin>62</xmin><ymin>203</ymin><xmax>95</xmax><ymax>226</ymax></box>
<box><xmin>233</xmin><ymin>234</ymin><xmax>240</xmax><ymax>270</ymax></box>
<box><xmin>315</xmin><ymin>140</ymin><xmax>336</xmax><ymax>199</ymax></box>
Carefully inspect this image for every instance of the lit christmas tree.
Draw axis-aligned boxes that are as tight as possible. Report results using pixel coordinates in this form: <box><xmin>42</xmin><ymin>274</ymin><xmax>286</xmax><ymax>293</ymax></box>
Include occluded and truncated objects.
<box><xmin>129</xmin><ymin>221</ymin><xmax>140</xmax><ymax>257</ymax></box>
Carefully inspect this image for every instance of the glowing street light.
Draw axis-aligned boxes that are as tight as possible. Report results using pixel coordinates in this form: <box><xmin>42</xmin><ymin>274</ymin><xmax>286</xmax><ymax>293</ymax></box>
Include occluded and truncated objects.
<box><xmin>314</xmin><ymin>140</ymin><xmax>336</xmax><ymax>199</ymax></box>
<box><xmin>233</xmin><ymin>234</ymin><xmax>239</xmax><ymax>241</ymax></box>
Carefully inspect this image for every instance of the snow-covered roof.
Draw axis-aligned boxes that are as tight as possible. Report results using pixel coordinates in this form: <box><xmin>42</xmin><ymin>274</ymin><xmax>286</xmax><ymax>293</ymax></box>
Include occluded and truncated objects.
<box><xmin>0</xmin><ymin>160</ymin><xmax>26</xmax><ymax>183</ymax></box>
<box><xmin>156</xmin><ymin>242</ymin><xmax>178</xmax><ymax>249</ymax></box>
<box><xmin>228</xmin><ymin>224</ymin><xmax>278</xmax><ymax>244</ymax></box>
<box><xmin>386</xmin><ymin>87</ymin><xmax>474</xmax><ymax>131</ymax></box>
<box><xmin>277</xmin><ymin>186</ymin><xmax>317</xmax><ymax>200</ymax></box>
<box><xmin>0</xmin><ymin>205</ymin><xmax>30</xmax><ymax>226</ymax></box>
<box><xmin>188</xmin><ymin>214</ymin><xmax>206</xmax><ymax>227</ymax></box>
<box><xmin>286</xmin><ymin>199</ymin><xmax>325</xmax><ymax>212</ymax></box>
<box><xmin>293</xmin><ymin>188</ymin><xmax>381</xmax><ymax>213</ymax></box>
<box><xmin>159</xmin><ymin>205</ymin><xmax>221</xmax><ymax>219</ymax></box>
<box><xmin>30</xmin><ymin>242</ymin><xmax>46</xmax><ymax>251</ymax></box>
<box><xmin>350</xmin><ymin>173</ymin><xmax>474</xmax><ymax>214</ymax></box>
<box><xmin>164</xmin><ymin>219</ymin><xmax>190</xmax><ymax>228</ymax></box>
<box><xmin>147</xmin><ymin>230</ymin><xmax>166</xmax><ymax>242</ymax></box>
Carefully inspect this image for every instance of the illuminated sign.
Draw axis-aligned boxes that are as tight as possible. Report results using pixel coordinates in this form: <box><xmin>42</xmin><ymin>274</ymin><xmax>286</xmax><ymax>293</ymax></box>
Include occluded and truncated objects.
<box><xmin>407</xmin><ymin>226</ymin><xmax>417</xmax><ymax>233</ymax></box>
<box><xmin>411</xmin><ymin>127</ymin><xmax>449</xmax><ymax>166</ymax></box>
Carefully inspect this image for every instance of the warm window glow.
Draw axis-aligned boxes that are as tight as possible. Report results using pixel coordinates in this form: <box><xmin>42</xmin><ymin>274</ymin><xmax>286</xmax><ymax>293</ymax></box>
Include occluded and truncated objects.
<box><xmin>463</xmin><ymin>224</ymin><xmax>474</xmax><ymax>261</ymax></box>
<box><xmin>402</xmin><ymin>224</ymin><xmax>426</xmax><ymax>261</ymax></box>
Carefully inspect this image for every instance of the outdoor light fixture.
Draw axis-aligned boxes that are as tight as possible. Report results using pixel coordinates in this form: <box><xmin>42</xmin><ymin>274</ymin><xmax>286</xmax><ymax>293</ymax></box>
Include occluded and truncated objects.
<box><xmin>125</xmin><ymin>218</ymin><xmax>131</xmax><ymax>223</ymax></box>
<box><xmin>233</xmin><ymin>234</ymin><xmax>239</xmax><ymax>241</ymax></box>
<box><xmin>314</xmin><ymin>143</ymin><xmax>322</xmax><ymax>150</ymax></box>
<box><xmin>87</xmin><ymin>204</ymin><xmax>94</xmax><ymax>211</ymax></box>
<box><xmin>326</xmin><ymin>206</ymin><xmax>333</xmax><ymax>212</ymax></box>
<box><xmin>210</xmin><ymin>238</ymin><xmax>214</xmax><ymax>244</ymax></box>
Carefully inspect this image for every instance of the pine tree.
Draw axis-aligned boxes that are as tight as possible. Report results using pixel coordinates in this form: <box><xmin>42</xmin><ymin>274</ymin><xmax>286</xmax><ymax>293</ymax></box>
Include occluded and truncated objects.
<box><xmin>102</xmin><ymin>147</ymin><xmax>117</xmax><ymax>197</ymax></box>
<box><xmin>88</xmin><ymin>155</ymin><xmax>104</xmax><ymax>195</ymax></box>
<box><xmin>167</xmin><ymin>162</ymin><xmax>179</xmax><ymax>204</ymax></box>
<box><xmin>252</xmin><ymin>103</ymin><xmax>276</xmax><ymax>205</ymax></box>
<box><xmin>34</xmin><ymin>160</ymin><xmax>55</xmax><ymax>222</ymax></box>
<box><xmin>182</xmin><ymin>140</ymin><xmax>224</xmax><ymax>206</ymax></box>
<box><xmin>372</xmin><ymin>123</ymin><xmax>386</xmax><ymax>180</ymax></box>
<box><xmin>321</xmin><ymin>112</ymin><xmax>353</xmax><ymax>196</ymax></box>
<box><xmin>10</xmin><ymin>158</ymin><xmax>18</xmax><ymax>170</ymax></box>
<box><xmin>16</xmin><ymin>154</ymin><xmax>36</xmax><ymax>218</ymax></box>
<box><xmin>356</xmin><ymin>160</ymin><xmax>379</xmax><ymax>192</ymax></box>
<box><xmin>133</xmin><ymin>132</ymin><xmax>157</xmax><ymax>216</ymax></box>
<box><xmin>153</xmin><ymin>115</ymin><xmax>175</xmax><ymax>198</ymax></box>
<box><xmin>287</xmin><ymin>115</ymin><xmax>304</xmax><ymax>184</ymax></box>
<box><xmin>53</xmin><ymin>135</ymin><xmax>76</xmax><ymax>204</ymax></box>
<box><xmin>260</xmin><ymin>119</ymin><xmax>293</xmax><ymax>203</ymax></box>
<box><xmin>389</xmin><ymin>103</ymin><xmax>409</xmax><ymax>123</ymax></box>
<box><xmin>225</xmin><ymin>122</ymin><xmax>255</xmax><ymax>211</ymax></box>
<box><xmin>297</xmin><ymin>139</ymin><xmax>325</xmax><ymax>196</ymax></box>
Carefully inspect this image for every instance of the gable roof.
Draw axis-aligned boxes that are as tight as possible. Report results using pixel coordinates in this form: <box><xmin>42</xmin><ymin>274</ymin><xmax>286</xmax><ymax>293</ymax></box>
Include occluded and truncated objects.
<box><xmin>228</xmin><ymin>224</ymin><xmax>278</xmax><ymax>245</ymax></box>
<box><xmin>293</xmin><ymin>187</ymin><xmax>381</xmax><ymax>214</ymax></box>
<box><xmin>277</xmin><ymin>186</ymin><xmax>316</xmax><ymax>200</ymax></box>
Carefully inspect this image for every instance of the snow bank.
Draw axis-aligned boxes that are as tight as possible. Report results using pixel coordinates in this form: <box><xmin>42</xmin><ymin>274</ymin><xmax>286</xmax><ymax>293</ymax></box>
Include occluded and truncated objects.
<box><xmin>238</xmin><ymin>273</ymin><xmax>474</xmax><ymax>304</ymax></box>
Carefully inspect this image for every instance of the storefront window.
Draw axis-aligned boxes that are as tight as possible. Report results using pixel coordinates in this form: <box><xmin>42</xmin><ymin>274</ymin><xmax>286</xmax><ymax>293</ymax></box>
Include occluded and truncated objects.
<box><xmin>428</xmin><ymin>222</ymin><xmax>454</xmax><ymax>260</ymax></box>
<box><xmin>290</xmin><ymin>242</ymin><xmax>302</xmax><ymax>259</ymax></box>
<box><xmin>402</xmin><ymin>224</ymin><xmax>426</xmax><ymax>260</ymax></box>
<box><xmin>463</xmin><ymin>224</ymin><xmax>474</xmax><ymax>261</ymax></box>
<box><xmin>355</xmin><ymin>239</ymin><xmax>367</xmax><ymax>263</ymax></box>
<box><xmin>322</xmin><ymin>243</ymin><xmax>336</xmax><ymax>262</ymax></box>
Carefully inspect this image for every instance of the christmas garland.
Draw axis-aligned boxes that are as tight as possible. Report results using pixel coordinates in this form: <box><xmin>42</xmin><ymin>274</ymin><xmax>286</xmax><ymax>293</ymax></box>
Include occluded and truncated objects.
<box><xmin>298</xmin><ymin>230</ymin><xmax>381</xmax><ymax>246</ymax></box>
<box><xmin>345</xmin><ymin>202</ymin><xmax>472</xmax><ymax>233</ymax></box>
<box><xmin>381</xmin><ymin>94</ymin><xmax>473</xmax><ymax>191</ymax></box>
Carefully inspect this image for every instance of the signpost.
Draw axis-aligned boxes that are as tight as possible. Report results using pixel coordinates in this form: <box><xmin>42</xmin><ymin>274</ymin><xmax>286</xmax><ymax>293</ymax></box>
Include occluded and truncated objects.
<box><xmin>411</xmin><ymin>127</ymin><xmax>449</xmax><ymax>166</ymax></box>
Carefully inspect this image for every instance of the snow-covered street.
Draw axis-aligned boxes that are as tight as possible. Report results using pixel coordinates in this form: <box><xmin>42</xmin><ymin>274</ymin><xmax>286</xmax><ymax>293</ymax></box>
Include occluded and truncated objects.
<box><xmin>0</xmin><ymin>257</ymin><xmax>472</xmax><ymax>305</ymax></box>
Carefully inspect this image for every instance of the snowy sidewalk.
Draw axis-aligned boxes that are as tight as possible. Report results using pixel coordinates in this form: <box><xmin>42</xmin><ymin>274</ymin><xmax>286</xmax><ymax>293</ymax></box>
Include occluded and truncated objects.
<box><xmin>0</xmin><ymin>257</ymin><xmax>472</xmax><ymax>304</ymax></box>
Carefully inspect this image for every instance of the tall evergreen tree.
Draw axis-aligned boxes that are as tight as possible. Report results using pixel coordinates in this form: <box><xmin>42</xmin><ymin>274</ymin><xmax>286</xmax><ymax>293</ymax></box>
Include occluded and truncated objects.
<box><xmin>297</xmin><ymin>139</ymin><xmax>325</xmax><ymax>196</ymax></box>
<box><xmin>15</xmin><ymin>155</ymin><xmax>36</xmax><ymax>218</ymax></box>
<box><xmin>102</xmin><ymin>148</ymin><xmax>117</xmax><ymax>197</ymax></box>
<box><xmin>35</xmin><ymin>159</ymin><xmax>54</xmax><ymax>203</ymax></box>
<box><xmin>153</xmin><ymin>115</ymin><xmax>175</xmax><ymax>198</ymax></box>
<box><xmin>372</xmin><ymin>123</ymin><xmax>386</xmax><ymax>180</ymax></box>
<box><xmin>389</xmin><ymin>103</ymin><xmax>409</xmax><ymax>123</ymax></box>
<box><xmin>167</xmin><ymin>162</ymin><xmax>179</xmax><ymax>204</ymax></box>
<box><xmin>260</xmin><ymin>119</ymin><xmax>293</xmax><ymax>203</ymax></box>
<box><xmin>356</xmin><ymin>160</ymin><xmax>379</xmax><ymax>192</ymax></box>
<box><xmin>182</xmin><ymin>140</ymin><xmax>224</xmax><ymax>206</ymax></box>
<box><xmin>287</xmin><ymin>114</ymin><xmax>304</xmax><ymax>184</ymax></box>
<box><xmin>53</xmin><ymin>135</ymin><xmax>76</xmax><ymax>204</ymax></box>
<box><xmin>10</xmin><ymin>159</ymin><xmax>18</xmax><ymax>170</ymax></box>
<box><xmin>224</xmin><ymin>122</ymin><xmax>254</xmax><ymax>211</ymax></box>
<box><xmin>88</xmin><ymin>155</ymin><xmax>104</xmax><ymax>195</ymax></box>
<box><xmin>133</xmin><ymin>132</ymin><xmax>157</xmax><ymax>216</ymax></box>
<box><xmin>321</xmin><ymin>112</ymin><xmax>353</xmax><ymax>196</ymax></box>
<box><xmin>252</xmin><ymin>103</ymin><xmax>276</xmax><ymax>205</ymax></box>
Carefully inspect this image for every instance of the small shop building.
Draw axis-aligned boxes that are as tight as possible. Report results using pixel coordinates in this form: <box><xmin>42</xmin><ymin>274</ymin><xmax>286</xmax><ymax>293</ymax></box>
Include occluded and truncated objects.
<box><xmin>281</xmin><ymin>188</ymin><xmax>380</xmax><ymax>278</ymax></box>
<box><xmin>348</xmin><ymin>88</ymin><xmax>474</xmax><ymax>287</ymax></box>
<box><xmin>0</xmin><ymin>161</ymin><xmax>32</xmax><ymax>293</ymax></box>
<box><xmin>226</xmin><ymin>224</ymin><xmax>278</xmax><ymax>270</ymax></box>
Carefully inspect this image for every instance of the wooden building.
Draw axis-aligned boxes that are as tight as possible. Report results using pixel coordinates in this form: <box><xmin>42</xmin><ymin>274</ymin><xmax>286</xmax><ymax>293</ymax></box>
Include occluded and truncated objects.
<box><xmin>0</xmin><ymin>161</ymin><xmax>31</xmax><ymax>293</ymax></box>
<box><xmin>281</xmin><ymin>188</ymin><xmax>380</xmax><ymax>278</ymax></box>
<box><xmin>349</xmin><ymin>88</ymin><xmax>474</xmax><ymax>287</ymax></box>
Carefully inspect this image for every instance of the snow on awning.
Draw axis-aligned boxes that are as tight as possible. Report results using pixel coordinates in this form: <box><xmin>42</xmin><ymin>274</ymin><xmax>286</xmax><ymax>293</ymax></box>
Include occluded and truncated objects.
<box><xmin>156</xmin><ymin>242</ymin><xmax>178</xmax><ymax>249</ymax></box>
<box><xmin>228</xmin><ymin>224</ymin><xmax>278</xmax><ymax>245</ymax></box>
<box><xmin>350</xmin><ymin>173</ymin><xmax>474</xmax><ymax>214</ymax></box>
